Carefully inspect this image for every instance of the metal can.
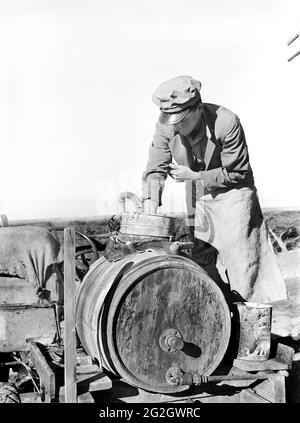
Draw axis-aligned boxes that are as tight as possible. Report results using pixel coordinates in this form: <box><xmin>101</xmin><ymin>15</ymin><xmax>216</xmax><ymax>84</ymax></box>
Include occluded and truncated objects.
<box><xmin>234</xmin><ymin>302</ymin><xmax>272</xmax><ymax>361</ymax></box>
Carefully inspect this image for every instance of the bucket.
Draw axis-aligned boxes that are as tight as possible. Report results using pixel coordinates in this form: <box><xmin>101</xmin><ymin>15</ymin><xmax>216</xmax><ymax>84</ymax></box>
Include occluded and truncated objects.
<box><xmin>120</xmin><ymin>212</ymin><xmax>176</xmax><ymax>238</ymax></box>
<box><xmin>118</xmin><ymin>191</ymin><xmax>176</xmax><ymax>239</ymax></box>
<box><xmin>234</xmin><ymin>302</ymin><xmax>272</xmax><ymax>361</ymax></box>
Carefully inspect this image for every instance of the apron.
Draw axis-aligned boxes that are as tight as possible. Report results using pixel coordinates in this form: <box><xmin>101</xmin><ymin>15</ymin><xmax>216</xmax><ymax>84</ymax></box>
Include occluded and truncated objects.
<box><xmin>189</xmin><ymin>121</ymin><xmax>287</xmax><ymax>304</ymax></box>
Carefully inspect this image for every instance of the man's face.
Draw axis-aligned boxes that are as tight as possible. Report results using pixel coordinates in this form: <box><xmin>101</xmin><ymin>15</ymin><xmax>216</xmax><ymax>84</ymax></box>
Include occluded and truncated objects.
<box><xmin>173</xmin><ymin>106</ymin><xmax>202</xmax><ymax>136</ymax></box>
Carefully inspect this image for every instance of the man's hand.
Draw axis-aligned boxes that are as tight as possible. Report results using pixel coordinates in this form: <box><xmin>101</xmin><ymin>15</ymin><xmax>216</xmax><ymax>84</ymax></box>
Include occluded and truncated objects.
<box><xmin>143</xmin><ymin>199</ymin><xmax>159</xmax><ymax>214</ymax></box>
<box><xmin>169</xmin><ymin>163</ymin><xmax>198</xmax><ymax>182</ymax></box>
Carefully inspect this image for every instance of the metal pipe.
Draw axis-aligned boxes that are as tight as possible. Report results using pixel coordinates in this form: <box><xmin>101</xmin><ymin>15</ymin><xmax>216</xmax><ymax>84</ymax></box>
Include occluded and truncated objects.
<box><xmin>169</xmin><ymin>241</ymin><xmax>194</xmax><ymax>255</ymax></box>
<box><xmin>118</xmin><ymin>191</ymin><xmax>144</xmax><ymax>213</ymax></box>
<box><xmin>195</xmin><ymin>372</ymin><xmax>288</xmax><ymax>385</ymax></box>
<box><xmin>166</xmin><ymin>367</ymin><xmax>288</xmax><ymax>387</ymax></box>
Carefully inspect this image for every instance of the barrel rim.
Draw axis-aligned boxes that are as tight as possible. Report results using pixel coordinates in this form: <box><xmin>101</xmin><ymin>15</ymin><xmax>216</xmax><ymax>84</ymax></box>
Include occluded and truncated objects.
<box><xmin>75</xmin><ymin>251</ymin><xmax>162</xmax><ymax>372</ymax></box>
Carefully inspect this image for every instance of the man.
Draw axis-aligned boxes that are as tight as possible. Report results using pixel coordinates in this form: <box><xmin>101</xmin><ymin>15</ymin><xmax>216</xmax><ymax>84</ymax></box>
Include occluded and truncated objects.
<box><xmin>141</xmin><ymin>75</ymin><xmax>287</xmax><ymax>304</ymax></box>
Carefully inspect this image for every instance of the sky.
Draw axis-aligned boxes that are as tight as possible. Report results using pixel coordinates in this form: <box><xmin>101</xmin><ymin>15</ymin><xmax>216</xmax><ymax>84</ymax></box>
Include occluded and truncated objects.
<box><xmin>0</xmin><ymin>0</ymin><xmax>299</xmax><ymax>220</ymax></box>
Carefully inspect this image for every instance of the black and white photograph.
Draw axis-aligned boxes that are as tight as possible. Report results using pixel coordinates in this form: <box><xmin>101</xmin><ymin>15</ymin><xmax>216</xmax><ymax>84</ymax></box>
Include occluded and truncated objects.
<box><xmin>0</xmin><ymin>0</ymin><xmax>299</xmax><ymax>413</ymax></box>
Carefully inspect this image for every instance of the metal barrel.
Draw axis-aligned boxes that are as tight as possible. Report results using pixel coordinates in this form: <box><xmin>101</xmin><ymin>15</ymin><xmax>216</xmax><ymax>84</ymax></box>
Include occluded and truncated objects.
<box><xmin>75</xmin><ymin>249</ymin><xmax>231</xmax><ymax>394</ymax></box>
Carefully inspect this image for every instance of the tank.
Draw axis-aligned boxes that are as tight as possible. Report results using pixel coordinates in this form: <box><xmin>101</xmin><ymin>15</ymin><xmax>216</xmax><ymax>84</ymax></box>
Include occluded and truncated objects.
<box><xmin>75</xmin><ymin>249</ymin><xmax>231</xmax><ymax>393</ymax></box>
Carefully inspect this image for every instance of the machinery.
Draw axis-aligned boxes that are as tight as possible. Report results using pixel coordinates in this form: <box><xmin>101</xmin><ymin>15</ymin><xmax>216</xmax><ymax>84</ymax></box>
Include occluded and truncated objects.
<box><xmin>0</xmin><ymin>194</ymin><xmax>295</xmax><ymax>403</ymax></box>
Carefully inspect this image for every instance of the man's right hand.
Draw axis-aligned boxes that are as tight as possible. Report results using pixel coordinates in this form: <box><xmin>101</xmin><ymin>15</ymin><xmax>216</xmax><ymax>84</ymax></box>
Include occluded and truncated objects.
<box><xmin>143</xmin><ymin>199</ymin><xmax>159</xmax><ymax>215</ymax></box>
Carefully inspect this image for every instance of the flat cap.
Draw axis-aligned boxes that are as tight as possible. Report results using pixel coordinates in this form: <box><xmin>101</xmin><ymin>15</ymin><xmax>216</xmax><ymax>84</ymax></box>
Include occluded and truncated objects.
<box><xmin>152</xmin><ymin>75</ymin><xmax>202</xmax><ymax>125</ymax></box>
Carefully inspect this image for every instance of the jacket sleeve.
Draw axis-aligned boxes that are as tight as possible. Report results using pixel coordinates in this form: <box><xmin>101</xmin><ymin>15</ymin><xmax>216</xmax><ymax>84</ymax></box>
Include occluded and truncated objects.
<box><xmin>198</xmin><ymin>115</ymin><xmax>253</xmax><ymax>191</ymax></box>
<box><xmin>141</xmin><ymin>122</ymin><xmax>173</xmax><ymax>205</ymax></box>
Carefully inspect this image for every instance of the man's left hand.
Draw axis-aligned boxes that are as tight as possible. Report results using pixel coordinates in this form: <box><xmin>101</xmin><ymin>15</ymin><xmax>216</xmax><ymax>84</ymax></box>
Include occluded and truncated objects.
<box><xmin>169</xmin><ymin>163</ymin><xmax>198</xmax><ymax>182</ymax></box>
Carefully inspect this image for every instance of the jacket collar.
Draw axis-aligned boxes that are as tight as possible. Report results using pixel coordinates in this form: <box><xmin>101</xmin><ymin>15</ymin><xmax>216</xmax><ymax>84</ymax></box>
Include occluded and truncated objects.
<box><xmin>185</xmin><ymin>112</ymin><xmax>216</xmax><ymax>168</ymax></box>
<box><xmin>203</xmin><ymin>125</ymin><xmax>215</xmax><ymax>167</ymax></box>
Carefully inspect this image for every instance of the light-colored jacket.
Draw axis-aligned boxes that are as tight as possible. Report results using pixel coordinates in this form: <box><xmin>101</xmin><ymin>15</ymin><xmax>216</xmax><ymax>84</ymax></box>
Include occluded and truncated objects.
<box><xmin>142</xmin><ymin>103</ymin><xmax>255</xmax><ymax>204</ymax></box>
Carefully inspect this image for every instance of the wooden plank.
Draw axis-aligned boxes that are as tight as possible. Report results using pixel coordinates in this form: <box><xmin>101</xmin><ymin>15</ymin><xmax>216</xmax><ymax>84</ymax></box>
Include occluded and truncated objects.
<box><xmin>8</xmin><ymin>215</ymin><xmax>111</xmax><ymax>229</ymax></box>
<box><xmin>29</xmin><ymin>341</ymin><xmax>56</xmax><ymax>403</ymax></box>
<box><xmin>233</xmin><ymin>343</ymin><xmax>294</xmax><ymax>372</ymax></box>
<box><xmin>251</xmin><ymin>373</ymin><xmax>286</xmax><ymax>403</ymax></box>
<box><xmin>241</xmin><ymin>389</ymin><xmax>271</xmax><ymax>403</ymax></box>
<box><xmin>273</xmin><ymin>374</ymin><xmax>286</xmax><ymax>403</ymax></box>
<box><xmin>64</xmin><ymin>227</ymin><xmax>77</xmax><ymax>403</ymax></box>
<box><xmin>233</xmin><ymin>358</ymin><xmax>289</xmax><ymax>372</ymax></box>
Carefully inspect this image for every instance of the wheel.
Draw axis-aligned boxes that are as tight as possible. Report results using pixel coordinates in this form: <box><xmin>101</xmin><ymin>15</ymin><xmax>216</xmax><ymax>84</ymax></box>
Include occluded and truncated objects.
<box><xmin>74</xmin><ymin>231</ymin><xmax>100</xmax><ymax>280</ymax></box>
<box><xmin>0</xmin><ymin>382</ymin><xmax>21</xmax><ymax>403</ymax></box>
<box><xmin>51</xmin><ymin>228</ymin><xmax>101</xmax><ymax>280</ymax></box>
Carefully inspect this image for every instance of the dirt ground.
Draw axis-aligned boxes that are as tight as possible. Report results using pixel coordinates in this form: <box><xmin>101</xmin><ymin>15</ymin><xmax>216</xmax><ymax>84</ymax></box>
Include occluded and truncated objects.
<box><xmin>270</xmin><ymin>249</ymin><xmax>300</xmax><ymax>402</ymax></box>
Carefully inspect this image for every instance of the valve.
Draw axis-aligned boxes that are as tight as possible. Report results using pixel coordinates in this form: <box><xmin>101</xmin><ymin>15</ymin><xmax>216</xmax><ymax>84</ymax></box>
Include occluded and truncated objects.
<box><xmin>165</xmin><ymin>367</ymin><xmax>186</xmax><ymax>386</ymax></box>
<box><xmin>159</xmin><ymin>328</ymin><xmax>184</xmax><ymax>353</ymax></box>
<box><xmin>169</xmin><ymin>241</ymin><xmax>194</xmax><ymax>255</ymax></box>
